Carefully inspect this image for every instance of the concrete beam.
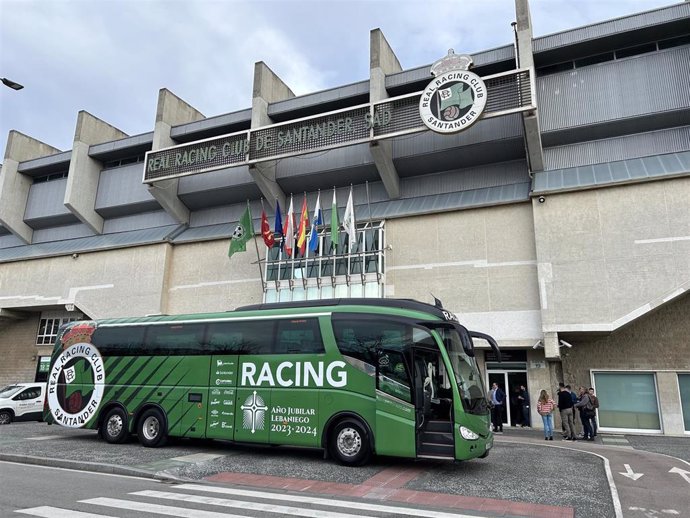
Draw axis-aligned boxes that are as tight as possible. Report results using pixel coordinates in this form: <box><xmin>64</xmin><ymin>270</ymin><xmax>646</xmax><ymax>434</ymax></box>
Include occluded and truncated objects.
<box><xmin>0</xmin><ymin>131</ymin><xmax>62</xmax><ymax>243</ymax></box>
<box><xmin>148</xmin><ymin>89</ymin><xmax>205</xmax><ymax>224</ymax></box>
<box><xmin>65</xmin><ymin>111</ymin><xmax>128</xmax><ymax>234</ymax></box>
<box><xmin>514</xmin><ymin>0</ymin><xmax>544</xmax><ymax>174</ymax></box>
<box><xmin>250</xmin><ymin>62</ymin><xmax>292</xmax><ymax>208</ymax></box>
<box><xmin>544</xmin><ymin>331</ymin><xmax>561</xmax><ymax>360</ymax></box>
<box><xmin>369</xmin><ymin>29</ymin><xmax>401</xmax><ymax>199</ymax></box>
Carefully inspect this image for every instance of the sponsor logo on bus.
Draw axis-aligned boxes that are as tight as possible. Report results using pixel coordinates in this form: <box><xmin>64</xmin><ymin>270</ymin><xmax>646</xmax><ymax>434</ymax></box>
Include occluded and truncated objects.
<box><xmin>240</xmin><ymin>360</ymin><xmax>347</xmax><ymax>388</ymax></box>
<box><xmin>47</xmin><ymin>342</ymin><xmax>105</xmax><ymax>428</ymax></box>
<box><xmin>241</xmin><ymin>391</ymin><xmax>268</xmax><ymax>434</ymax></box>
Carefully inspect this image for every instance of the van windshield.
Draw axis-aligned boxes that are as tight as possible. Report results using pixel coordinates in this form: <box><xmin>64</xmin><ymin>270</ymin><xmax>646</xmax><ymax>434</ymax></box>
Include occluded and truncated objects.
<box><xmin>0</xmin><ymin>385</ymin><xmax>22</xmax><ymax>398</ymax></box>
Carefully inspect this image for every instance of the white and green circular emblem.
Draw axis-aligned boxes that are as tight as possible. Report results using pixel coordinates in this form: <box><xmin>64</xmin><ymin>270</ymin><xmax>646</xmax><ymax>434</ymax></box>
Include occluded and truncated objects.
<box><xmin>419</xmin><ymin>70</ymin><xmax>487</xmax><ymax>134</ymax></box>
<box><xmin>48</xmin><ymin>343</ymin><xmax>105</xmax><ymax>428</ymax></box>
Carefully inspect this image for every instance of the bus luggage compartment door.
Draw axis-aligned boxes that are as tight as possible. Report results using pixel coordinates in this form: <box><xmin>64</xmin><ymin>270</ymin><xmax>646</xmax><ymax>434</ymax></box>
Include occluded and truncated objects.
<box><xmin>206</xmin><ymin>355</ymin><xmax>238</xmax><ymax>440</ymax></box>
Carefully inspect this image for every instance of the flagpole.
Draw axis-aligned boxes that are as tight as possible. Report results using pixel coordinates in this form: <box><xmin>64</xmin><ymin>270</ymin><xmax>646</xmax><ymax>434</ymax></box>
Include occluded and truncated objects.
<box><xmin>251</xmin><ymin>200</ymin><xmax>265</xmax><ymax>291</ymax></box>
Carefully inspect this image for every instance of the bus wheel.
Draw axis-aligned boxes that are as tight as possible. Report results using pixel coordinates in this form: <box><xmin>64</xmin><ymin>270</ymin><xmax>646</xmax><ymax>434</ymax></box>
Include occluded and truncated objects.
<box><xmin>101</xmin><ymin>407</ymin><xmax>128</xmax><ymax>444</ymax></box>
<box><xmin>138</xmin><ymin>408</ymin><xmax>167</xmax><ymax>448</ymax></box>
<box><xmin>330</xmin><ymin>419</ymin><xmax>371</xmax><ymax>466</ymax></box>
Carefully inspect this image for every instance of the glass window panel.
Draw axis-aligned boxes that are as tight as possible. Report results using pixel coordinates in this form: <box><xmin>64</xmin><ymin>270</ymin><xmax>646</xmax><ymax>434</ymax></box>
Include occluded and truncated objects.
<box><xmin>265</xmin><ymin>290</ymin><xmax>278</xmax><ymax>303</ymax></box>
<box><xmin>207</xmin><ymin>321</ymin><xmax>274</xmax><ymax>355</ymax></box>
<box><xmin>306</xmin><ymin>286</ymin><xmax>319</xmax><ymax>300</ymax></box>
<box><xmin>364</xmin><ymin>282</ymin><xmax>380</xmax><ymax>298</ymax></box>
<box><xmin>279</xmin><ymin>289</ymin><xmax>292</xmax><ymax>302</ymax></box>
<box><xmin>275</xmin><ymin>318</ymin><xmax>324</xmax><ymax>354</ymax></box>
<box><xmin>378</xmin><ymin>350</ymin><xmax>412</xmax><ymax>403</ymax></box>
<box><xmin>292</xmin><ymin>287</ymin><xmax>306</xmax><ymax>301</ymax></box>
<box><xmin>593</xmin><ymin>372</ymin><xmax>660</xmax><ymax>430</ymax></box>
<box><xmin>334</xmin><ymin>284</ymin><xmax>348</xmax><ymax>298</ymax></box>
<box><xmin>320</xmin><ymin>285</ymin><xmax>334</xmax><ymax>299</ymax></box>
<box><xmin>678</xmin><ymin>374</ymin><xmax>690</xmax><ymax>433</ymax></box>
<box><xmin>350</xmin><ymin>284</ymin><xmax>363</xmax><ymax>298</ymax></box>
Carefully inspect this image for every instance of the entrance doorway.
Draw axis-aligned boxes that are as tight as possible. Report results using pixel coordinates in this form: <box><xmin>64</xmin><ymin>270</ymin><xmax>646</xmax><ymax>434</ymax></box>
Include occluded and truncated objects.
<box><xmin>488</xmin><ymin>371</ymin><xmax>528</xmax><ymax>428</ymax></box>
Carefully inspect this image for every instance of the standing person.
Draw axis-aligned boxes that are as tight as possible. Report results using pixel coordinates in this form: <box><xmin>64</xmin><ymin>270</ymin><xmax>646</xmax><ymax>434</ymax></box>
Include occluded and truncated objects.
<box><xmin>566</xmin><ymin>384</ymin><xmax>580</xmax><ymax>437</ymax></box>
<box><xmin>558</xmin><ymin>384</ymin><xmax>576</xmax><ymax>441</ymax></box>
<box><xmin>537</xmin><ymin>389</ymin><xmax>555</xmax><ymax>440</ymax></box>
<box><xmin>518</xmin><ymin>384</ymin><xmax>531</xmax><ymax>427</ymax></box>
<box><xmin>490</xmin><ymin>382</ymin><xmax>505</xmax><ymax>433</ymax></box>
<box><xmin>588</xmin><ymin>387</ymin><xmax>599</xmax><ymax>437</ymax></box>
<box><xmin>574</xmin><ymin>387</ymin><xmax>594</xmax><ymax>440</ymax></box>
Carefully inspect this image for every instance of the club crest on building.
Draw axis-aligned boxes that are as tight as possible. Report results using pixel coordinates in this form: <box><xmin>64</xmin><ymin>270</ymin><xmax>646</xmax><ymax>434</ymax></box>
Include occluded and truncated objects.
<box><xmin>419</xmin><ymin>50</ymin><xmax>487</xmax><ymax>134</ymax></box>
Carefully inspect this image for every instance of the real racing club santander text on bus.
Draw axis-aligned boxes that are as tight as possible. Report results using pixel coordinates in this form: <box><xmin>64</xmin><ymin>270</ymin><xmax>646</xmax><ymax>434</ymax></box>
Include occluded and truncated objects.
<box><xmin>44</xmin><ymin>298</ymin><xmax>501</xmax><ymax>466</ymax></box>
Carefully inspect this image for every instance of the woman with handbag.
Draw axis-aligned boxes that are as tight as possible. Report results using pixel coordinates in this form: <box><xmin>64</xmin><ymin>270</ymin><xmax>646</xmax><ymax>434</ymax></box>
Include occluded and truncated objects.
<box><xmin>537</xmin><ymin>389</ymin><xmax>555</xmax><ymax>440</ymax></box>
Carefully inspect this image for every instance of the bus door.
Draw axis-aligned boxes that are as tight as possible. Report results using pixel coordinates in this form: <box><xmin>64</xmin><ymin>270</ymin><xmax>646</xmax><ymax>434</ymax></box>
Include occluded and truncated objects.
<box><xmin>205</xmin><ymin>355</ymin><xmax>238</xmax><ymax>440</ymax></box>
<box><xmin>374</xmin><ymin>348</ymin><xmax>416</xmax><ymax>458</ymax></box>
<box><xmin>413</xmin><ymin>347</ymin><xmax>455</xmax><ymax>458</ymax></box>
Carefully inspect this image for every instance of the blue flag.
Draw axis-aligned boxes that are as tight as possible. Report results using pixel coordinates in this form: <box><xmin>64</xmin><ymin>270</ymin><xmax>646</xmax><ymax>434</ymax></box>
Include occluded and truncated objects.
<box><xmin>308</xmin><ymin>193</ymin><xmax>323</xmax><ymax>252</ymax></box>
<box><xmin>274</xmin><ymin>200</ymin><xmax>283</xmax><ymax>236</ymax></box>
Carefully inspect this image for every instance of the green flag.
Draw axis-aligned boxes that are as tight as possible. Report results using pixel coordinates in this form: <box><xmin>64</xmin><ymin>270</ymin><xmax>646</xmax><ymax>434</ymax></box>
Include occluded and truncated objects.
<box><xmin>439</xmin><ymin>82</ymin><xmax>474</xmax><ymax>111</ymax></box>
<box><xmin>228</xmin><ymin>204</ymin><xmax>253</xmax><ymax>258</ymax></box>
<box><xmin>330</xmin><ymin>188</ymin><xmax>339</xmax><ymax>249</ymax></box>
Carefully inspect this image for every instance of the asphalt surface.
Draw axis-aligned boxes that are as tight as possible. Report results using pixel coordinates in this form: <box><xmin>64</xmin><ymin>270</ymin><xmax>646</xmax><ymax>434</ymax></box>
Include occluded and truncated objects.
<box><xmin>2</xmin><ymin>421</ymin><xmax>689</xmax><ymax>517</ymax></box>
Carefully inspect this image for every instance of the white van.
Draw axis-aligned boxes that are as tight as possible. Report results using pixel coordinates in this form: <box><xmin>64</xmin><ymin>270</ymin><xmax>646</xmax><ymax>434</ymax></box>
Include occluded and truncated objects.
<box><xmin>0</xmin><ymin>382</ymin><xmax>46</xmax><ymax>424</ymax></box>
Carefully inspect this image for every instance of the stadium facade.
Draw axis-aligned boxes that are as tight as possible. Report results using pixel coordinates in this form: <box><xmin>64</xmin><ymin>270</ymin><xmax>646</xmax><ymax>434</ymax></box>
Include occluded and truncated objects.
<box><xmin>1</xmin><ymin>1</ymin><xmax>689</xmax><ymax>435</ymax></box>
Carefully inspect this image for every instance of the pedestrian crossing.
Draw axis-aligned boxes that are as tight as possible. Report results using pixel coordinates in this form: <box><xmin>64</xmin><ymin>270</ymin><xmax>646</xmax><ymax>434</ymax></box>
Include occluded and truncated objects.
<box><xmin>14</xmin><ymin>483</ymin><xmax>485</xmax><ymax>518</ymax></box>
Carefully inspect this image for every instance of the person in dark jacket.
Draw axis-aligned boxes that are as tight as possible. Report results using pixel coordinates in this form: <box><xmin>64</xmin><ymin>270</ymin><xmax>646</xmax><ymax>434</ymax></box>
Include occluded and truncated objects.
<box><xmin>518</xmin><ymin>384</ymin><xmax>531</xmax><ymax>427</ymax></box>
<box><xmin>490</xmin><ymin>382</ymin><xmax>505</xmax><ymax>433</ymax></box>
<box><xmin>574</xmin><ymin>386</ymin><xmax>594</xmax><ymax>440</ymax></box>
<box><xmin>558</xmin><ymin>384</ymin><xmax>576</xmax><ymax>440</ymax></box>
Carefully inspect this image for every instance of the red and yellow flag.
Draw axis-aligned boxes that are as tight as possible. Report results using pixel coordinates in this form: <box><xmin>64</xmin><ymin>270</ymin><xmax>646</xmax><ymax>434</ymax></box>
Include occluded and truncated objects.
<box><xmin>261</xmin><ymin>209</ymin><xmax>274</xmax><ymax>247</ymax></box>
<box><xmin>296</xmin><ymin>195</ymin><xmax>309</xmax><ymax>256</ymax></box>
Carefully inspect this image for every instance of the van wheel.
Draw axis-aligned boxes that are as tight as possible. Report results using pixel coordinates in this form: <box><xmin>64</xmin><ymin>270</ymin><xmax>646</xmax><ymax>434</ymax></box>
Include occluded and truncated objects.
<box><xmin>0</xmin><ymin>410</ymin><xmax>12</xmax><ymax>425</ymax></box>
<box><xmin>137</xmin><ymin>408</ymin><xmax>167</xmax><ymax>448</ymax></box>
<box><xmin>101</xmin><ymin>407</ymin><xmax>128</xmax><ymax>444</ymax></box>
<box><xmin>329</xmin><ymin>419</ymin><xmax>371</xmax><ymax>466</ymax></box>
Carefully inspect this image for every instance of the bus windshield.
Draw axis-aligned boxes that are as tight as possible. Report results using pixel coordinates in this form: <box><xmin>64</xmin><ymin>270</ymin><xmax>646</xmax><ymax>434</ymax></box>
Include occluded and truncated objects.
<box><xmin>441</xmin><ymin>328</ymin><xmax>488</xmax><ymax>415</ymax></box>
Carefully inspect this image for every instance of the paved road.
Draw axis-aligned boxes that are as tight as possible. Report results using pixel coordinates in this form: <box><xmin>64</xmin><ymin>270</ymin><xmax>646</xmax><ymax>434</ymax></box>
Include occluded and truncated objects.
<box><xmin>2</xmin><ymin>422</ymin><xmax>689</xmax><ymax>517</ymax></box>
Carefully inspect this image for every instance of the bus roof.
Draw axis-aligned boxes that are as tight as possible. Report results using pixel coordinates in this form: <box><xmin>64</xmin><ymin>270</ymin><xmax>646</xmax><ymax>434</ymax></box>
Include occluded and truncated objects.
<box><xmin>94</xmin><ymin>298</ymin><xmax>453</xmax><ymax>326</ymax></box>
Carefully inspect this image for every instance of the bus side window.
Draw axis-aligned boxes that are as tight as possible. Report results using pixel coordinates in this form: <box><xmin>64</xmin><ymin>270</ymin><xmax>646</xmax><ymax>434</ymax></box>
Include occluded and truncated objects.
<box><xmin>92</xmin><ymin>326</ymin><xmax>146</xmax><ymax>356</ymax></box>
<box><xmin>378</xmin><ymin>351</ymin><xmax>412</xmax><ymax>403</ymax></box>
<box><xmin>207</xmin><ymin>321</ymin><xmax>274</xmax><ymax>355</ymax></box>
<box><xmin>145</xmin><ymin>324</ymin><xmax>206</xmax><ymax>355</ymax></box>
<box><xmin>274</xmin><ymin>318</ymin><xmax>324</xmax><ymax>354</ymax></box>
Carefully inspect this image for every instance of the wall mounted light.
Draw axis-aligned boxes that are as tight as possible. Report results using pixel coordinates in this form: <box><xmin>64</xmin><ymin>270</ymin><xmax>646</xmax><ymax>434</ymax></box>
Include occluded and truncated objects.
<box><xmin>538</xmin><ymin>196</ymin><xmax>545</xmax><ymax>203</ymax></box>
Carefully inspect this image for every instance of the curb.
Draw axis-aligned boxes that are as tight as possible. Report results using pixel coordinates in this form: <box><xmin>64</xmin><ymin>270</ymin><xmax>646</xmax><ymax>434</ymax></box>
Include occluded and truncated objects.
<box><xmin>0</xmin><ymin>452</ymin><xmax>184</xmax><ymax>482</ymax></box>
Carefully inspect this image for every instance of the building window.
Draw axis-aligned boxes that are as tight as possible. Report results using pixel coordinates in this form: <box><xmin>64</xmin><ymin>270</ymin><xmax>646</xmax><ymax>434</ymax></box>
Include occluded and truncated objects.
<box><xmin>264</xmin><ymin>221</ymin><xmax>385</xmax><ymax>302</ymax></box>
<box><xmin>36</xmin><ymin>313</ymin><xmax>82</xmax><ymax>346</ymax></box>
<box><xmin>678</xmin><ymin>374</ymin><xmax>690</xmax><ymax>434</ymax></box>
<box><xmin>593</xmin><ymin>372</ymin><xmax>661</xmax><ymax>432</ymax></box>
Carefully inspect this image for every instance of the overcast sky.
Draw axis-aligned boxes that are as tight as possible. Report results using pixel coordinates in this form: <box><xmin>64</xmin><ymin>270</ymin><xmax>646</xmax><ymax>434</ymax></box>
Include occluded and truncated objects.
<box><xmin>0</xmin><ymin>0</ymin><xmax>677</xmax><ymax>162</ymax></box>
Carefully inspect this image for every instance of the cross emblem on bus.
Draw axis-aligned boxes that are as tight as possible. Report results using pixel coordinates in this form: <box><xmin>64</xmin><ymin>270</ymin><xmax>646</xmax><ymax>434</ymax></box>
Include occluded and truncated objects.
<box><xmin>241</xmin><ymin>391</ymin><xmax>268</xmax><ymax>434</ymax></box>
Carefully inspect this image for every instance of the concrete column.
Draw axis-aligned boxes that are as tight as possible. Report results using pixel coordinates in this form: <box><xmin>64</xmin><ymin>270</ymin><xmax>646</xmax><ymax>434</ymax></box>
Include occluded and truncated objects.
<box><xmin>249</xmin><ymin>62</ymin><xmax>292</xmax><ymax>209</ymax></box>
<box><xmin>657</xmin><ymin>372</ymin><xmax>685</xmax><ymax>435</ymax></box>
<box><xmin>148</xmin><ymin>89</ymin><xmax>205</xmax><ymax>224</ymax></box>
<box><xmin>514</xmin><ymin>0</ymin><xmax>544</xmax><ymax>173</ymax></box>
<box><xmin>0</xmin><ymin>131</ymin><xmax>62</xmax><ymax>243</ymax></box>
<box><xmin>369</xmin><ymin>28</ymin><xmax>400</xmax><ymax>199</ymax></box>
<box><xmin>544</xmin><ymin>331</ymin><xmax>561</xmax><ymax>360</ymax></box>
<box><xmin>64</xmin><ymin>111</ymin><xmax>128</xmax><ymax>234</ymax></box>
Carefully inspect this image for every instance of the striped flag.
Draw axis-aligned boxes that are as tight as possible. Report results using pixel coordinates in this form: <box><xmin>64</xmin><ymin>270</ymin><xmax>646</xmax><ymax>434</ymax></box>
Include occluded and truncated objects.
<box><xmin>308</xmin><ymin>192</ymin><xmax>322</xmax><ymax>253</ymax></box>
<box><xmin>282</xmin><ymin>195</ymin><xmax>295</xmax><ymax>257</ymax></box>
<box><xmin>296</xmin><ymin>195</ymin><xmax>309</xmax><ymax>256</ymax></box>
<box><xmin>343</xmin><ymin>186</ymin><xmax>356</xmax><ymax>252</ymax></box>
<box><xmin>330</xmin><ymin>188</ymin><xmax>339</xmax><ymax>250</ymax></box>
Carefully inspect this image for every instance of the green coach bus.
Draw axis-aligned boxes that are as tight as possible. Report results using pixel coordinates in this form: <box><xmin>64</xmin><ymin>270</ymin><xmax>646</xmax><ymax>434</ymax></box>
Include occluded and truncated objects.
<box><xmin>44</xmin><ymin>298</ymin><xmax>500</xmax><ymax>465</ymax></box>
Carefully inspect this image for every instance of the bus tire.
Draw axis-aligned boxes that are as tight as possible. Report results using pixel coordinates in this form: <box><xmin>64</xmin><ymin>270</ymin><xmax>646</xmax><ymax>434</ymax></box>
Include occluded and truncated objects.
<box><xmin>0</xmin><ymin>410</ymin><xmax>13</xmax><ymax>425</ymax></box>
<box><xmin>137</xmin><ymin>407</ymin><xmax>168</xmax><ymax>448</ymax></box>
<box><xmin>329</xmin><ymin>418</ymin><xmax>371</xmax><ymax>466</ymax></box>
<box><xmin>101</xmin><ymin>407</ymin><xmax>128</xmax><ymax>444</ymax></box>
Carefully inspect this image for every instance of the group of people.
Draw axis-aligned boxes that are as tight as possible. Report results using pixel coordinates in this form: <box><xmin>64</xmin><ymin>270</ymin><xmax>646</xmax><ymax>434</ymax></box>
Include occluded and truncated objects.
<box><xmin>489</xmin><ymin>381</ymin><xmax>599</xmax><ymax>441</ymax></box>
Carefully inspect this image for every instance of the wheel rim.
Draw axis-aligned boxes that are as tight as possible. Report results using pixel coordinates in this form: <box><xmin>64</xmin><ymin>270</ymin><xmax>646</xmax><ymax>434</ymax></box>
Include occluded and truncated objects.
<box><xmin>142</xmin><ymin>416</ymin><xmax>160</xmax><ymax>441</ymax></box>
<box><xmin>106</xmin><ymin>414</ymin><xmax>123</xmax><ymax>438</ymax></box>
<box><xmin>0</xmin><ymin>413</ymin><xmax>10</xmax><ymax>425</ymax></box>
<box><xmin>336</xmin><ymin>427</ymin><xmax>362</xmax><ymax>457</ymax></box>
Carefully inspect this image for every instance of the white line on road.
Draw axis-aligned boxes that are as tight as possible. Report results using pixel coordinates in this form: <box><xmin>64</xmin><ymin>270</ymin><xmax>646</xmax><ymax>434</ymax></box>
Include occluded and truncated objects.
<box><xmin>15</xmin><ymin>506</ymin><xmax>118</xmax><ymax>518</ymax></box>
<box><xmin>25</xmin><ymin>435</ymin><xmax>64</xmax><ymax>441</ymax></box>
<box><xmin>669</xmin><ymin>467</ymin><xmax>690</xmax><ymax>485</ymax></box>
<box><xmin>81</xmin><ymin>497</ymin><xmax>254</xmax><ymax>517</ymax></box>
<box><xmin>0</xmin><ymin>460</ymin><xmax>160</xmax><ymax>482</ymax></box>
<box><xmin>173</xmin><ymin>483</ymin><xmax>489</xmax><ymax>518</ymax></box>
<box><xmin>133</xmin><ymin>490</ymin><xmax>379</xmax><ymax>518</ymax></box>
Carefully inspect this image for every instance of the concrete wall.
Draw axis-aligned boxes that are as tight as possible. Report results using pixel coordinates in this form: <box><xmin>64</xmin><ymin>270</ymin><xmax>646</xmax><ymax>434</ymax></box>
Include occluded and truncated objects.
<box><xmin>386</xmin><ymin>203</ymin><xmax>542</xmax><ymax>345</ymax></box>
<box><xmin>164</xmin><ymin>237</ymin><xmax>264</xmax><ymax>315</ymax></box>
<box><xmin>0</xmin><ymin>315</ymin><xmax>52</xmax><ymax>385</ymax></box>
<box><xmin>561</xmin><ymin>292</ymin><xmax>690</xmax><ymax>435</ymax></box>
<box><xmin>533</xmin><ymin>177</ymin><xmax>690</xmax><ymax>332</ymax></box>
<box><xmin>0</xmin><ymin>244</ymin><xmax>170</xmax><ymax>319</ymax></box>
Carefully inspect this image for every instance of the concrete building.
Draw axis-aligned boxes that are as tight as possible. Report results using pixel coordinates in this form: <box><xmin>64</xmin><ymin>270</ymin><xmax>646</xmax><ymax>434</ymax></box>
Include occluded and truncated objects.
<box><xmin>1</xmin><ymin>1</ymin><xmax>689</xmax><ymax>436</ymax></box>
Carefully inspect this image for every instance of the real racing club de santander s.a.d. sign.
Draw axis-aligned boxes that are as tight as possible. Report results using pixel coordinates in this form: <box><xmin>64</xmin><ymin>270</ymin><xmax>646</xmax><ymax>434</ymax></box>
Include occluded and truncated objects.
<box><xmin>419</xmin><ymin>50</ymin><xmax>487</xmax><ymax>134</ymax></box>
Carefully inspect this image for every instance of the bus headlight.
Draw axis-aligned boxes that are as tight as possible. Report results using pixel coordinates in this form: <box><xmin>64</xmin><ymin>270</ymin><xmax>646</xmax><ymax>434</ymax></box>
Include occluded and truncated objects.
<box><xmin>459</xmin><ymin>426</ymin><xmax>479</xmax><ymax>440</ymax></box>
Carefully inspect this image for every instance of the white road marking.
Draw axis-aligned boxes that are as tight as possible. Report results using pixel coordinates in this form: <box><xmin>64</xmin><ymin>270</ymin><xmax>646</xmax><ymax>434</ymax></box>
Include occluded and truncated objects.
<box><xmin>81</xmin><ymin>497</ymin><xmax>245</xmax><ymax>518</ymax></box>
<box><xmin>173</xmin><ymin>483</ymin><xmax>489</xmax><ymax>517</ymax></box>
<box><xmin>26</xmin><ymin>435</ymin><xmax>64</xmax><ymax>441</ymax></box>
<box><xmin>15</xmin><ymin>506</ymin><xmax>117</xmax><ymax>518</ymax></box>
<box><xmin>0</xmin><ymin>460</ymin><xmax>160</xmax><ymax>482</ymax></box>
<box><xmin>619</xmin><ymin>463</ymin><xmax>644</xmax><ymax>481</ymax></box>
<box><xmin>668</xmin><ymin>466</ymin><xmax>690</xmax><ymax>485</ymax></box>
<box><xmin>133</xmin><ymin>490</ymin><xmax>378</xmax><ymax>518</ymax></box>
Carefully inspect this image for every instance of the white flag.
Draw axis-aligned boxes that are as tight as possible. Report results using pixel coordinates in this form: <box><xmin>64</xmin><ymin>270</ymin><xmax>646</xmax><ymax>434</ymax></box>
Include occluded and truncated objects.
<box><xmin>343</xmin><ymin>186</ymin><xmax>356</xmax><ymax>252</ymax></box>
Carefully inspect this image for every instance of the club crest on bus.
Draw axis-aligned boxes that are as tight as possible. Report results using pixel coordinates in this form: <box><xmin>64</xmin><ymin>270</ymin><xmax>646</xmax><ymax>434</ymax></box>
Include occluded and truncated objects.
<box><xmin>419</xmin><ymin>50</ymin><xmax>487</xmax><ymax>134</ymax></box>
<box><xmin>47</xmin><ymin>339</ymin><xmax>105</xmax><ymax>428</ymax></box>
